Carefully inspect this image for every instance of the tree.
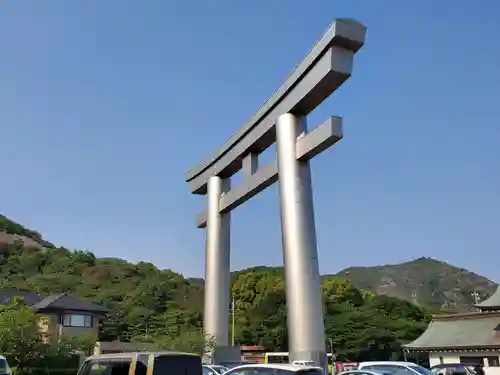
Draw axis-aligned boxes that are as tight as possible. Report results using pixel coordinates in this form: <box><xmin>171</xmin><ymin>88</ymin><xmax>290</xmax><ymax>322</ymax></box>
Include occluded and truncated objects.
<box><xmin>153</xmin><ymin>329</ymin><xmax>215</xmax><ymax>355</ymax></box>
<box><xmin>0</xmin><ymin>297</ymin><xmax>46</xmax><ymax>374</ymax></box>
<box><xmin>322</xmin><ymin>276</ymin><xmax>365</xmax><ymax>308</ymax></box>
<box><xmin>0</xmin><ymin>298</ymin><xmax>96</xmax><ymax>375</ymax></box>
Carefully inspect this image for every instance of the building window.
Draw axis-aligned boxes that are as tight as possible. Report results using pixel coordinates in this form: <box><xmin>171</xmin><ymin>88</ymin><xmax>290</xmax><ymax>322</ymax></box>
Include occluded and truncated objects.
<box><xmin>62</xmin><ymin>314</ymin><xmax>93</xmax><ymax>328</ymax></box>
<box><xmin>486</xmin><ymin>357</ymin><xmax>500</xmax><ymax>367</ymax></box>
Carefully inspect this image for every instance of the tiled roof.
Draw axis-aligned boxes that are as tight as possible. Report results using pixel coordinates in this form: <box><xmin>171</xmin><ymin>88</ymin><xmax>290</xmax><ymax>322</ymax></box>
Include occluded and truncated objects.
<box><xmin>0</xmin><ymin>287</ymin><xmax>43</xmax><ymax>306</ymax></box>
<box><xmin>476</xmin><ymin>287</ymin><xmax>500</xmax><ymax>310</ymax></box>
<box><xmin>0</xmin><ymin>288</ymin><xmax>108</xmax><ymax>313</ymax></box>
<box><xmin>32</xmin><ymin>293</ymin><xmax>109</xmax><ymax>313</ymax></box>
<box><xmin>405</xmin><ymin>313</ymin><xmax>500</xmax><ymax>350</ymax></box>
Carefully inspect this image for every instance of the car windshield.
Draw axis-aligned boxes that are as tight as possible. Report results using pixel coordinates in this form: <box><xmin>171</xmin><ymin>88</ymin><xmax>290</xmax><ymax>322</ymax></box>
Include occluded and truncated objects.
<box><xmin>408</xmin><ymin>366</ymin><xmax>433</xmax><ymax>375</ymax></box>
<box><xmin>0</xmin><ymin>359</ymin><xmax>7</xmax><ymax>373</ymax></box>
<box><xmin>365</xmin><ymin>365</ymin><xmax>432</xmax><ymax>375</ymax></box>
<box><xmin>432</xmin><ymin>365</ymin><xmax>476</xmax><ymax>374</ymax></box>
<box><xmin>212</xmin><ymin>366</ymin><xmax>229</xmax><ymax>374</ymax></box>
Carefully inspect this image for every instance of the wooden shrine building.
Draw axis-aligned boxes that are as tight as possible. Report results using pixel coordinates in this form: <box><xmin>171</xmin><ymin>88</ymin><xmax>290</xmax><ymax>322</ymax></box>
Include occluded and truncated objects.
<box><xmin>405</xmin><ymin>287</ymin><xmax>500</xmax><ymax>375</ymax></box>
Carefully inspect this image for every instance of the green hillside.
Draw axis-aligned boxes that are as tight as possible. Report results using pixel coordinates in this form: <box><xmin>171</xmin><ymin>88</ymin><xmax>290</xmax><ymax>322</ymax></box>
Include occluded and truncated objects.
<box><xmin>0</xmin><ymin>214</ymin><xmax>431</xmax><ymax>360</ymax></box>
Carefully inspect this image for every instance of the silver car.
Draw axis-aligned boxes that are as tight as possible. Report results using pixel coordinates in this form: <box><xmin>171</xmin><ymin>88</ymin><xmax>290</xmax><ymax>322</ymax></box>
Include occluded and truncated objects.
<box><xmin>203</xmin><ymin>365</ymin><xmax>230</xmax><ymax>375</ymax></box>
<box><xmin>222</xmin><ymin>363</ymin><xmax>323</xmax><ymax>375</ymax></box>
<box><xmin>0</xmin><ymin>356</ymin><xmax>11</xmax><ymax>375</ymax></box>
<box><xmin>339</xmin><ymin>370</ymin><xmax>395</xmax><ymax>375</ymax></box>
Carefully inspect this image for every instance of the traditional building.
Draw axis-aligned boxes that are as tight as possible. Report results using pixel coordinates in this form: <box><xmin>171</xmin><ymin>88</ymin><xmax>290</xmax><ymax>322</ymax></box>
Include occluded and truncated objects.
<box><xmin>405</xmin><ymin>287</ymin><xmax>500</xmax><ymax>375</ymax></box>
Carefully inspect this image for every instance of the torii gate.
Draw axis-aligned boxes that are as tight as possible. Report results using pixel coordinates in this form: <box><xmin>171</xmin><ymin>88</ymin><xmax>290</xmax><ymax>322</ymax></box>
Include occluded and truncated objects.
<box><xmin>185</xmin><ymin>18</ymin><xmax>366</xmax><ymax>370</ymax></box>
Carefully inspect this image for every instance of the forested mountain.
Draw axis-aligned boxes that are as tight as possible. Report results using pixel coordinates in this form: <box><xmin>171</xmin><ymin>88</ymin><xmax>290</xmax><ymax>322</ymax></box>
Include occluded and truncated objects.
<box><xmin>0</xmin><ymin>214</ymin><xmax>441</xmax><ymax>360</ymax></box>
<box><xmin>337</xmin><ymin>257</ymin><xmax>497</xmax><ymax>311</ymax></box>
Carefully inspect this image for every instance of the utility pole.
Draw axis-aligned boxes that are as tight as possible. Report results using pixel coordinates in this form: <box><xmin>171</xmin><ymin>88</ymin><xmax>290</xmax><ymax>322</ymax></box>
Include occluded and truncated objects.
<box><xmin>412</xmin><ymin>290</ymin><xmax>418</xmax><ymax>305</ymax></box>
<box><xmin>471</xmin><ymin>291</ymin><xmax>481</xmax><ymax>305</ymax></box>
<box><xmin>231</xmin><ymin>298</ymin><xmax>236</xmax><ymax>346</ymax></box>
<box><xmin>328</xmin><ymin>337</ymin><xmax>334</xmax><ymax>354</ymax></box>
<box><xmin>472</xmin><ymin>291</ymin><xmax>481</xmax><ymax>312</ymax></box>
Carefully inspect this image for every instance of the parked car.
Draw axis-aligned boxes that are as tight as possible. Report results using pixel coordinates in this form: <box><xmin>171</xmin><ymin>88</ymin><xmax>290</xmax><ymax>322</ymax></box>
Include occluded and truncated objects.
<box><xmin>335</xmin><ymin>362</ymin><xmax>360</xmax><ymax>373</ymax></box>
<box><xmin>203</xmin><ymin>364</ymin><xmax>230</xmax><ymax>375</ymax></box>
<box><xmin>431</xmin><ymin>363</ymin><xmax>482</xmax><ymax>375</ymax></box>
<box><xmin>219</xmin><ymin>362</ymin><xmax>258</xmax><ymax>369</ymax></box>
<box><xmin>77</xmin><ymin>351</ymin><xmax>201</xmax><ymax>375</ymax></box>
<box><xmin>293</xmin><ymin>361</ymin><xmax>317</xmax><ymax>366</ymax></box>
<box><xmin>339</xmin><ymin>370</ymin><xmax>395</xmax><ymax>375</ymax></box>
<box><xmin>0</xmin><ymin>356</ymin><xmax>11</xmax><ymax>375</ymax></box>
<box><xmin>358</xmin><ymin>361</ymin><xmax>433</xmax><ymax>375</ymax></box>
<box><xmin>222</xmin><ymin>363</ymin><xmax>324</xmax><ymax>375</ymax></box>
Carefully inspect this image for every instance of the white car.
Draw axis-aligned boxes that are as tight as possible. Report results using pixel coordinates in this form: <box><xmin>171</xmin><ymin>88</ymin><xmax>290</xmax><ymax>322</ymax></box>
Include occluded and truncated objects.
<box><xmin>339</xmin><ymin>370</ymin><xmax>395</xmax><ymax>375</ymax></box>
<box><xmin>203</xmin><ymin>365</ymin><xmax>230</xmax><ymax>375</ymax></box>
<box><xmin>292</xmin><ymin>361</ymin><xmax>317</xmax><ymax>366</ymax></box>
<box><xmin>357</xmin><ymin>361</ymin><xmax>433</xmax><ymax>375</ymax></box>
<box><xmin>222</xmin><ymin>364</ymin><xmax>323</xmax><ymax>375</ymax></box>
<box><xmin>0</xmin><ymin>355</ymin><xmax>11</xmax><ymax>375</ymax></box>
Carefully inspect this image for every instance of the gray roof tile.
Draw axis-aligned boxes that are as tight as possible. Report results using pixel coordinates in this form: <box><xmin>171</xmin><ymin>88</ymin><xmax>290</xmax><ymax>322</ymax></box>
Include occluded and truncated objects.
<box><xmin>0</xmin><ymin>288</ymin><xmax>108</xmax><ymax>313</ymax></box>
<box><xmin>405</xmin><ymin>313</ymin><xmax>500</xmax><ymax>349</ymax></box>
<box><xmin>32</xmin><ymin>293</ymin><xmax>108</xmax><ymax>313</ymax></box>
<box><xmin>477</xmin><ymin>287</ymin><xmax>500</xmax><ymax>309</ymax></box>
<box><xmin>0</xmin><ymin>287</ymin><xmax>43</xmax><ymax>306</ymax></box>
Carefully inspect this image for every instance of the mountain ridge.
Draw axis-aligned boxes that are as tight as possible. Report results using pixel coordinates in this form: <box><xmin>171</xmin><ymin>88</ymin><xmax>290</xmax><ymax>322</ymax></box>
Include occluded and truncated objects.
<box><xmin>336</xmin><ymin>256</ymin><xmax>497</xmax><ymax>311</ymax></box>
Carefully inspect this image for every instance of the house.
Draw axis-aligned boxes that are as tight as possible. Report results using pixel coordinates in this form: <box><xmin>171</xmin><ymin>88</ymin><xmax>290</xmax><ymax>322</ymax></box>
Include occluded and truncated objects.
<box><xmin>0</xmin><ymin>287</ymin><xmax>108</xmax><ymax>344</ymax></box>
<box><xmin>404</xmin><ymin>286</ymin><xmax>500</xmax><ymax>375</ymax></box>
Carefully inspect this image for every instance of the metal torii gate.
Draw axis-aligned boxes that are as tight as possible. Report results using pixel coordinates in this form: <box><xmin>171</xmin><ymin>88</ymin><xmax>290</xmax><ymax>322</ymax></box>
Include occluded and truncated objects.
<box><xmin>185</xmin><ymin>18</ymin><xmax>366</xmax><ymax>369</ymax></box>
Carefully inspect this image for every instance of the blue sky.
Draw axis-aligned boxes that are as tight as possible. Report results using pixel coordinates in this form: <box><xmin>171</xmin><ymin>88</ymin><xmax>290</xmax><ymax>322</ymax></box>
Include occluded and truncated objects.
<box><xmin>1</xmin><ymin>1</ymin><xmax>499</xmax><ymax>281</ymax></box>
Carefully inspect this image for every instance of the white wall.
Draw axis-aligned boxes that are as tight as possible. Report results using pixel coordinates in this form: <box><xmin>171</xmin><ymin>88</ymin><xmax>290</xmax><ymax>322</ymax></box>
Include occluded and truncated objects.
<box><xmin>429</xmin><ymin>352</ymin><xmax>460</xmax><ymax>367</ymax></box>
<box><xmin>429</xmin><ymin>351</ymin><xmax>500</xmax><ymax>375</ymax></box>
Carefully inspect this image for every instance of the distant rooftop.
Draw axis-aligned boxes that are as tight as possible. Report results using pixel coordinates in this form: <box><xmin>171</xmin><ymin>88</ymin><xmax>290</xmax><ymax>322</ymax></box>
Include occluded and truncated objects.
<box><xmin>0</xmin><ymin>288</ymin><xmax>108</xmax><ymax>314</ymax></box>
<box><xmin>405</xmin><ymin>311</ymin><xmax>500</xmax><ymax>350</ymax></box>
<box><xmin>476</xmin><ymin>286</ymin><xmax>500</xmax><ymax>311</ymax></box>
<box><xmin>33</xmin><ymin>293</ymin><xmax>109</xmax><ymax>313</ymax></box>
<box><xmin>0</xmin><ymin>287</ymin><xmax>43</xmax><ymax>306</ymax></box>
